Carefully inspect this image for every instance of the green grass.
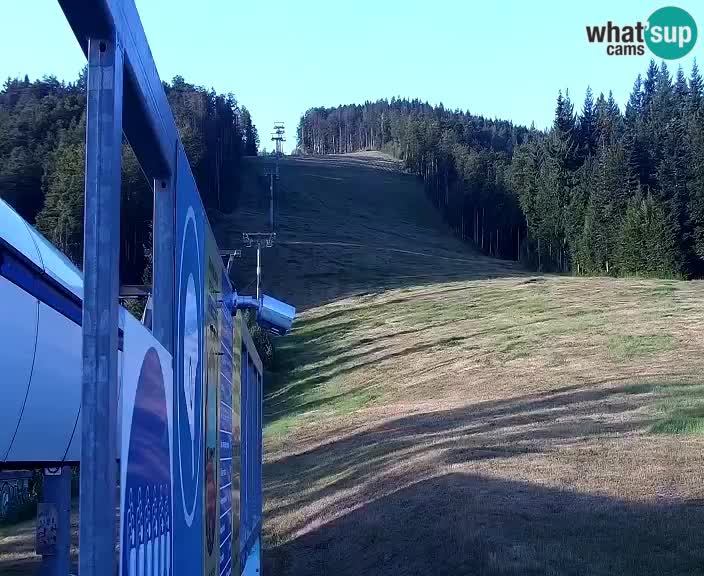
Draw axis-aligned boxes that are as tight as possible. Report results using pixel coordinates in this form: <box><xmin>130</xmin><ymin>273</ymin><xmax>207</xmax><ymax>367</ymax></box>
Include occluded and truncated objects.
<box><xmin>265</xmin><ymin>413</ymin><xmax>302</xmax><ymax>438</ymax></box>
<box><xmin>621</xmin><ymin>383</ymin><xmax>656</xmax><ymax>395</ymax></box>
<box><xmin>651</xmin><ymin>417</ymin><xmax>704</xmax><ymax>435</ymax></box>
<box><xmin>607</xmin><ymin>334</ymin><xmax>675</xmax><ymax>361</ymax></box>
<box><xmin>650</xmin><ymin>284</ymin><xmax>677</xmax><ymax>297</ymax></box>
<box><xmin>506</xmin><ymin>294</ymin><xmax>549</xmax><ymax>315</ymax></box>
<box><xmin>649</xmin><ymin>383</ymin><xmax>704</xmax><ymax>436</ymax></box>
<box><xmin>264</xmin><ymin>383</ymin><xmax>380</xmax><ymax>438</ymax></box>
<box><xmin>265</xmin><ymin>282</ymin><xmax>685</xmax><ymax>439</ymax></box>
<box><xmin>334</xmin><ymin>388</ymin><xmax>381</xmax><ymax>414</ymax></box>
<box><xmin>603</xmin><ymin>382</ymin><xmax>704</xmax><ymax>436</ymax></box>
<box><xmin>496</xmin><ymin>335</ymin><xmax>531</xmax><ymax>359</ymax></box>
<box><xmin>264</xmin><ymin>308</ymin><xmax>384</xmax><ymax>437</ymax></box>
<box><xmin>264</xmin><ymin>272</ymin><xmax>695</xmax><ymax>445</ymax></box>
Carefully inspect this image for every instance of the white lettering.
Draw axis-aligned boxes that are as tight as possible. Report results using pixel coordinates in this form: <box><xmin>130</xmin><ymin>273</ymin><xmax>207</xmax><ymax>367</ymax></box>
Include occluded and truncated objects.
<box><xmin>664</xmin><ymin>27</ymin><xmax>676</xmax><ymax>44</ymax></box>
<box><xmin>651</xmin><ymin>25</ymin><xmax>663</xmax><ymax>43</ymax></box>
<box><xmin>680</xmin><ymin>26</ymin><xmax>692</xmax><ymax>48</ymax></box>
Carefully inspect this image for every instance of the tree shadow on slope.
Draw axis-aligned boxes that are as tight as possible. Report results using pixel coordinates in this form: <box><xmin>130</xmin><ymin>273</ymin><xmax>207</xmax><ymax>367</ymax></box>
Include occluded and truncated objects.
<box><xmin>265</xmin><ymin>379</ymin><xmax>654</xmax><ymax>503</ymax></box>
<box><xmin>262</xmin><ymin>278</ymin><xmax>532</xmax><ymax>428</ymax></box>
<box><xmin>264</xmin><ymin>472</ymin><xmax>704</xmax><ymax>576</ymax></box>
<box><xmin>263</xmin><ymin>304</ymin><xmax>472</xmax><ymax>428</ymax></box>
<box><xmin>262</xmin><ymin>379</ymin><xmax>704</xmax><ymax>575</ymax></box>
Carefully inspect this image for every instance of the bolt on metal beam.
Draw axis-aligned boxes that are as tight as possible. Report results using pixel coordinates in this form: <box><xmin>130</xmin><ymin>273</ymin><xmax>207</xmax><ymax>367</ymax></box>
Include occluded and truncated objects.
<box><xmin>152</xmin><ymin>176</ymin><xmax>175</xmax><ymax>352</ymax></box>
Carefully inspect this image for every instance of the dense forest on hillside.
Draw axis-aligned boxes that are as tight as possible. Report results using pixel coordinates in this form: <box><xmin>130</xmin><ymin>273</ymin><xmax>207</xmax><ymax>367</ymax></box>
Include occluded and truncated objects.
<box><xmin>0</xmin><ymin>71</ymin><xmax>259</xmax><ymax>283</ymax></box>
<box><xmin>297</xmin><ymin>60</ymin><xmax>704</xmax><ymax>278</ymax></box>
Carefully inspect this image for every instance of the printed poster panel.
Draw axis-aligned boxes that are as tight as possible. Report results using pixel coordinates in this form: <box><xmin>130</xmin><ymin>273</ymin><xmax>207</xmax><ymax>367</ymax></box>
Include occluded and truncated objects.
<box><xmin>173</xmin><ymin>147</ymin><xmax>204</xmax><ymax>576</ymax></box>
<box><xmin>231</xmin><ymin>312</ymin><xmax>243</xmax><ymax>571</ymax></box>
<box><xmin>203</xmin><ymin>228</ymin><xmax>221</xmax><ymax>576</ymax></box>
<box><xmin>119</xmin><ymin>310</ymin><xmax>174</xmax><ymax>576</ymax></box>
<box><xmin>218</xmin><ymin>275</ymin><xmax>235</xmax><ymax>576</ymax></box>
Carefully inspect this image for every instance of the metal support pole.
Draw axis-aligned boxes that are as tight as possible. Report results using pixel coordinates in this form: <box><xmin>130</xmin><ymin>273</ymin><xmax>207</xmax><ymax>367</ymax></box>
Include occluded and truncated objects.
<box><xmin>80</xmin><ymin>36</ymin><xmax>123</xmax><ymax>576</ymax></box>
<box><xmin>38</xmin><ymin>467</ymin><xmax>72</xmax><ymax>576</ymax></box>
<box><xmin>153</xmin><ymin>176</ymin><xmax>175</xmax><ymax>353</ymax></box>
<box><xmin>269</xmin><ymin>173</ymin><xmax>274</xmax><ymax>231</ymax></box>
<box><xmin>256</xmin><ymin>244</ymin><xmax>261</xmax><ymax>300</ymax></box>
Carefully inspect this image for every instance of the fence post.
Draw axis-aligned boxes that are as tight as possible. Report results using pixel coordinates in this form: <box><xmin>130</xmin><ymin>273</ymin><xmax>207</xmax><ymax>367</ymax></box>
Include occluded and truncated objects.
<box><xmin>38</xmin><ymin>467</ymin><xmax>72</xmax><ymax>576</ymax></box>
<box><xmin>80</xmin><ymin>35</ymin><xmax>124</xmax><ymax>576</ymax></box>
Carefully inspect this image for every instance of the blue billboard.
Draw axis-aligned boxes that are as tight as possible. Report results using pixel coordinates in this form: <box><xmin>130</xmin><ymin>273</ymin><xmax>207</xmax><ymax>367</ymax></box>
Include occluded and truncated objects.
<box><xmin>219</xmin><ymin>274</ymin><xmax>235</xmax><ymax>576</ymax></box>
<box><xmin>119</xmin><ymin>311</ymin><xmax>174</xmax><ymax>576</ymax></box>
<box><xmin>173</xmin><ymin>146</ymin><xmax>205</xmax><ymax>575</ymax></box>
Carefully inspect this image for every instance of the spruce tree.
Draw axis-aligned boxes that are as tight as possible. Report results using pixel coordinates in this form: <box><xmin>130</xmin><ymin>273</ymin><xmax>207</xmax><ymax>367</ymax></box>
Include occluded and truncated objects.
<box><xmin>689</xmin><ymin>59</ymin><xmax>703</xmax><ymax>114</ymax></box>
<box><xmin>241</xmin><ymin>106</ymin><xmax>259</xmax><ymax>156</ymax></box>
<box><xmin>674</xmin><ymin>66</ymin><xmax>689</xmax><ymax>107</ymax></box>
<box><xmin>642</xmin><ymin>59</ymin><xmax>659</xmax><ymax>116</ymax></box>
<box><xmin>578</xmin><ymin>87</ymin><xmax>597</xmax><ymax>161</ymax></box>
<box><xmin>35</xmin><ymin>124</ymin><xmax>86</xmax><ymax>264</ymax></box>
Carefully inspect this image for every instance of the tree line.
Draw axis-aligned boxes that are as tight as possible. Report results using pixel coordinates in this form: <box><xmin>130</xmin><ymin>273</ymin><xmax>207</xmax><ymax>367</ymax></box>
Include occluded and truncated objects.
<box><xmin>297</xmin><ymin>59</ymin><xmax>704</xmax><ymax>278</ymax></box>
<box><xmin>0</xmin><ymin>72</ymin><xmax>259</xmax><ymax>284</ymax></box>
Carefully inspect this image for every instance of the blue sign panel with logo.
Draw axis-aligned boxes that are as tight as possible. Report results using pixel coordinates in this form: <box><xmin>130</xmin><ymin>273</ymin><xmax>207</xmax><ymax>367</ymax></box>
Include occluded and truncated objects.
<box><xmin>173</xmin><ymin>146</ymin><xmax>205</xmax><ymax>576</ymax></box>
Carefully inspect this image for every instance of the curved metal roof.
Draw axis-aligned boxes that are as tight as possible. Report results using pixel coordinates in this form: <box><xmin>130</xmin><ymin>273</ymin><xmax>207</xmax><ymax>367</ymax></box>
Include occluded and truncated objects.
<box><xmin>0</xmin><ymin>199</ymin><xmax>83</xmax><ymax>299</ymax></box>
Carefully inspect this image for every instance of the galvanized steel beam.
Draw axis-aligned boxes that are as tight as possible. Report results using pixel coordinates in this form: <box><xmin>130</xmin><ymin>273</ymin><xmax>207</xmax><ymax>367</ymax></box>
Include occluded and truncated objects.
<box><xmin>80</xmin><ymin>35</ymin><xmax>123</xmax><ymax>576</ymax></box>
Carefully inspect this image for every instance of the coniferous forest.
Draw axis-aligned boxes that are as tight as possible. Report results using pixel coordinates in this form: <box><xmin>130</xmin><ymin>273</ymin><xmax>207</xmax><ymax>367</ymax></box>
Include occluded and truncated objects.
<box><xmin>0</xmin><ymin>71</ymin><xmax>259</xmax><ymax>284</ymax></box>
<box><xmin>297</xmin><ymin>60</ymin><xmax>704</xmax><ymax>278</ymax></box>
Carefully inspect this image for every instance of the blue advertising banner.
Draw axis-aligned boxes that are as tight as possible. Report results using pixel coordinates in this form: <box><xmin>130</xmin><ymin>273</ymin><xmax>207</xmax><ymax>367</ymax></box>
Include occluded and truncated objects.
<box><xmin>204</xmin><ymin>229</ymin><xmax>220</xmax><ymax>576</ymax></box>
<box><xmin>173</xmin><ymin>146</ymin><xmax>205</xmax><ymax>576</ymax></box>
<box><xmin>119</xmin><ymin>310</ymin><xmax>174</xmax><ymax>576</ymax></box>
<box><xmin>231</xmin><ymin>313</ymin><xmax>243</xmax><ymax>572</ymax></box>
<box><xmin>219</xmin><ymin>274</ymin><xmax>235</xmax><ymax>576</ymax></box>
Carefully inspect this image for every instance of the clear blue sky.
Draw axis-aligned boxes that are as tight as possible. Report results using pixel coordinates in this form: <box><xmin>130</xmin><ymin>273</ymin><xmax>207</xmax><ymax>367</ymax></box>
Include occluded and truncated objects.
<box><xmin>1</xmin><ymin>0</ymin><xmax>702</xmax><ymax>153</ymax></box>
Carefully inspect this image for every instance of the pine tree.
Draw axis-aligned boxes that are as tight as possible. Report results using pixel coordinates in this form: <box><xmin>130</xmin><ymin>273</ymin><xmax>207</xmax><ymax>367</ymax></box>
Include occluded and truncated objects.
<box><xmin>241</xmin><ymin>106</ymin><xmax>259</xmax><ymax>156</ymax></box>
<box><xmin>594</xmin><ymin>92</ymin><xmax>609</xmax><ymax>146</ymax></box>
<box><xmin>553</xmin><ymin>90</ymin><xmax>578</xmax><ymax>171</ymax></box>
<box><xmin>606</xmin><ymin>91</ymin><xmax>623</xmax><ymax>139</ymax></box>
<box><xmin>689</xmin><ymin>59</ymin><xmax>703</xmax><ymax>114</ymax></box>
<box><xmin>567</xmin><ymin>156</ymin><xmax>595</xmax><ymax>272</ymax></box>
<box><xmin>674</xmin><ymin>66</ymin><xmax>689</xmax><ymax>107</ymax></box>
<box><xmin>688</xmin><ymin>118</ymin><xmax>704</xmax><ymax>269</ymax></box>
<box><xmin>35</xmin><ymin>125</ymin><xmax>86</xmax><ymax>264</ymax></box>
<box><xmin>625</xmin><ymin>75</ymin><xmax>643</xmax><ymax>121</ymax></box>
<box><xmin>578</xmin><ymin>87</ymin><xmax>597</xmax><ymax>161</ymax></box>
<box><xmin>1</xmin><ymin>71</ymin><xmax>255</xmax><ymax>284</ymax></box>
<box><xmin>618</xmin><ymin>191</ymin><xmax>677</xmax><ymax>276</ymax></box>
<box><xmin>270</xmin><ymin>61</ymin><xmax>704</xmax><ymax>278</ymax></box>
<box><xmin>642</xmin><ymin>59</ymin><xmax>659</xmax><ymax>116</ymax></box>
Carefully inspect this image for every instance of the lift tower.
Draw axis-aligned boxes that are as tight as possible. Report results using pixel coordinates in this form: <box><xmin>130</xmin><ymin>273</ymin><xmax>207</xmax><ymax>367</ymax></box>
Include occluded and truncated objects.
<box><xmin>266</xmin><ymin>123</ymin><xmax>285</xmax><ymax>231</ymax></box>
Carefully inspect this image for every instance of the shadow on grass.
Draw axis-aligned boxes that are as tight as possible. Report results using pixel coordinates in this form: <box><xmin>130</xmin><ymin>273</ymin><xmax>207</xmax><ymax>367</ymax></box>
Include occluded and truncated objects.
<box><xmin>263</xmin><ymin>378</ymin><xmax>704</xmax><ymax>575</ymax></box>
<box><xmin>265</xmin><ymin>336</ymin><xmax>467</xmax><ymax>426</ymax></box>
<box><xmin>264</xmin><ymin>472</ymin><xmax>704</xmax><ymax>576</ymax></box>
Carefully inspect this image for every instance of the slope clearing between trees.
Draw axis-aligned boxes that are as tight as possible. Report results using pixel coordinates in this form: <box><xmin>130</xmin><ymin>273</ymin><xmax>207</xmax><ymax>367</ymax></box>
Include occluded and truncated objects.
<box><xmin>214</xmin><ymin>152</ymin><xmax>704</xmax><ymax>576</ymax></box>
